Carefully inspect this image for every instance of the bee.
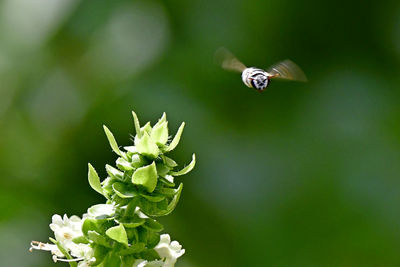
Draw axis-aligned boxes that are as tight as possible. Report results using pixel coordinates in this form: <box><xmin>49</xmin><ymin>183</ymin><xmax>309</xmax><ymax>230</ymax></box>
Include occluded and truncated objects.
<box><xmin>215</xmin><ymin>47</ymin><xmax>307</xmax><ymax>91</ymax></box>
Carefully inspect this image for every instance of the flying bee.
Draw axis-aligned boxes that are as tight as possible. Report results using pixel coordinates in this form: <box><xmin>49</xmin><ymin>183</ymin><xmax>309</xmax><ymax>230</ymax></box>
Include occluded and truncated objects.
<box><xmin>215</xmin><ymin>47</ymin><xmax>307</xmax><ymax>91</ymax></box>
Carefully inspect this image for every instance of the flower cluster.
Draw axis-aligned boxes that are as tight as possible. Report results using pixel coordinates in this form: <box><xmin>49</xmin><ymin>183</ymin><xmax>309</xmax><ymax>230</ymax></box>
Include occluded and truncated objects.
<box><xmin>30</xmin><ymin>111</ymin><xmax>195</xmax><ymax>267</ymax></box>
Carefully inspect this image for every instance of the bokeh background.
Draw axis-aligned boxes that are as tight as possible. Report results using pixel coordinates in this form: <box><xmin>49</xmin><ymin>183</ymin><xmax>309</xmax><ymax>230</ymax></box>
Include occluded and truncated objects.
<box><xmin>1</xmin><ymin>0</ymin><xmax>400</xmax><ymax>266</ymax></box>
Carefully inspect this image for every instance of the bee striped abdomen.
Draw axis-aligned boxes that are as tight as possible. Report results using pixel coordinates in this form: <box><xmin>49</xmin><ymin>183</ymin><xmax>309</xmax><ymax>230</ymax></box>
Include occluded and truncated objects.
<box><xmin>241</xmin><ymin>67</ymin><xmax>270</xmax><ymax>91</ymax></box>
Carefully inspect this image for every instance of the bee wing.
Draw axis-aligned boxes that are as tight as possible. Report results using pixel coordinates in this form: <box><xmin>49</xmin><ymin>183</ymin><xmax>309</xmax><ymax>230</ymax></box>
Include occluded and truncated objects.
<box><xmin>266</xmin><ymin>60</ymin><xmax>307</xmax><ymax>82</ymax></box>
<box><xmin>215</xmin><ymin>47</ymin><xmax>247</xmax><ymax>73</ymax></box>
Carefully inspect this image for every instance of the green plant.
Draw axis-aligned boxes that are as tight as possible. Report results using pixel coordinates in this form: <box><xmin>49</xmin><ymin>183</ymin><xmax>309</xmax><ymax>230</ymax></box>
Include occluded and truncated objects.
<box><xmin>30</xmin><ymin>111</ymin><xmax>195</xmax><ymax>267</ymax></box>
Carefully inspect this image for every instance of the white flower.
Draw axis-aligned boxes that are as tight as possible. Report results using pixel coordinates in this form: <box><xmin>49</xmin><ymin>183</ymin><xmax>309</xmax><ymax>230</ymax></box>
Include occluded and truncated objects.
<box><xmin>31</xmin><ymin>214</ymin><xmax>95</xmax><ymax>266</ymax></box>
<box><xmin>131</xmin><ymin>235</ymin><xmax>184</xmax><ymax>267</ymax></box>
<box><xmin>154</xmin><ymin>234</ymin><xmax>185</xmax><ymax>267</ymax></box>
<box><xmin>50</xmin><ymin>214</ymin><xmax>83</xmax><ymax>248</ymax></box>
<box><xmin>49</xmin><ymin>214</ymin><xmax>95</xmax><ymax>264</ymax></box>
<box><xmin>69</xmin><ymin>243</ymin><xmax>93</xmax><ymax>259</ymax></box>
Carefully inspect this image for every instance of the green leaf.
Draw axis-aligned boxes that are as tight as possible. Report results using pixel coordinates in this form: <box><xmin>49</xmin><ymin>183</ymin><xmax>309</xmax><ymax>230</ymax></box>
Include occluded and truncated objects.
<box><xmin>162</xmin><ymin>155</ymin><xmax>178</xmax><ymax>167</ymax></box>
<box><xmin>137</xmin><ymin>227</ymin><xmax>160</xmax><ymax>249</ymax></box>
<box><xmin>103</xmin><ymin>125</ymin><xmax>122</xmax><ymax>156</ymax></box>
<box><xmin>112</xmin><ymin>182</ymin><xmax>138</xmax><ymax>198</ymax></box>
<box><xmin>88</xmin><ymin>163</ymin><xmax>103</xmax><ymax>195</ymax></box>
<box><xmin>130</xmin><ymin>154</ymin><xmax>148</xmax><ymax>168</ymax></box>
<box><xmin>139</xmin><ymin>183</ymin><xmax>183</xmax><ymax>217</ymax></box>
<box><xmin>111</xmin><ymin>195</ymin><xmax>130</xmax><ymax>207</ymax></box>
<box><xmin>164</xmin><ymin>183</ymin><xmax>183</xmax><ymax>214</ymax></box>
<box><xmin>121</xmin><ymin>256</ymin><xmax>136</xmax><ymax>267</ymax></box>
<box><xmin>88</xmin><ymin>231</ymin><xmax>112</xmax><ymax>248</ymax></box>
<box><xmin>118</xmin><ymin>243</ymin><xmax>146</xmax><ymax>256</ymax></box>
<box><xmin>82</xmin><ymin>219</ymin><xmax>104</xmax><ymax>237</ymax></box>
<box><xmin>106</xmin><ymin>224</ymin><xmax>129</xmax><ymax>246</ymax></box>
<box><xmin>116</xmin><ymin>157</ymin><xmax>134</xmax><ymax>171</ymax></box>
<box><xmin>151</xmin><ymin>121</ymin><xmax>169</xmax><ymax>145</ymax></box>
<box><xmin>125</xmin><ymin>227</ymin><xmax>139</xmax><ymax>244</ymax></box>
<box><xmin>92</xmin><ymin>244</ymin><xmax>109</xmax><ymax>266</ymax></box>
<box><xmin>147</xmin><ymin>231</ymin><xmax>161</xmax><ymax>249</ymax></box>
<box><xmin>118</xmin><ymin>215</ymin><xmax>145</xmax><ymax>228</ymax></box>
<box><xmin>106</xmin><ymin>164</ymin><xmax>124</xmax><ymax>180</ymax></box>
<box><xmin>101</xmin><ymin>177</ymin><xmax>116</xmax><ymax>198</ymax></box>
<box><xmin>153</xmin><ymin>112</ymin><xmax>167</xmax><ymax>128</ymax></box>
<box><xmin>135</xmin><ymin>132</ymin><xmax>160</xmax><ymax>159</ymax></box>
<box><xmin>156</xmin><ymin>163</ymin><xmax>170</xmax><ymax>177</ymax></box>
<box><xmin>159</xmin><ymin>176</ymin><xmax>175</xmax><ymax>187</ymax></box>
<box><xmin>157</xmin><ymin>187</ymin><xmax>180</xmax><ymax>196</ymax></box>
<box><xmin>123</xmin><ymin>198</ymin><xmax>140</xmax><ymax>216</ymax></box>
<box><xmin>165</xmin><ymin>122</ymin><xmax>185</xmax><ymax>152</ymax></box>
<box><xmin>72</xmin><ymin>236</ymin><xmax>89</xmax><ymax>244</ymax></box>
<box><xmin>140</xmin><ymin>249</ymin><xmax>160</xmax><ymax>261</ymax></box>
<box><xmin>102</xmin><ymin>252</ymin><xmax>122</xmax><ymax>267</ymax></box>
<box><xmin>132</xmin><ymin>111</ymin><xmax>142</xmax><ymax>138</ymax></box>
<box><xmin>140</xmin><ymin>193</ymin><xmax>165</xmax><ymax>202</ymax></box>
<box><xmin>143</xmin><ymin>219</ymin><xmax>164</xmax><ymax>232</ymax></box>
<box><xmin>132</xmin><ymin>162</ymin><xmax>158</xmax><ymax>193</ymax></box>
<box><xmin>170</xmin><ymin>153</ymin><xmax>196</xmax><ymax>176</ymax></box>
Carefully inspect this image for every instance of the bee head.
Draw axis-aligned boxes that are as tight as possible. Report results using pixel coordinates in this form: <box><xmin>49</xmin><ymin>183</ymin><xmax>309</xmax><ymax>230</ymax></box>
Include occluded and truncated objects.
<box><xmin>241</xmin><ymin>67</ymin><xmax>269</xmax><ymax>91</ymax></box>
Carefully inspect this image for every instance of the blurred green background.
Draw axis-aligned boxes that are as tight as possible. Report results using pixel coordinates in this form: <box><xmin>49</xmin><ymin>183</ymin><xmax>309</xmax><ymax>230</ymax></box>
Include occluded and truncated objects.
<box><xmin>1</xmin><ymin>0</ymin><xmax>400</xmax><ymax>266</ymax></box>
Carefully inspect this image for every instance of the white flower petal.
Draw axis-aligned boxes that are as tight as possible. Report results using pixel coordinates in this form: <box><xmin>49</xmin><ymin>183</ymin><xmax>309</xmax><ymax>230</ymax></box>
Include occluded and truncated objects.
<box><xmin>154</xmin><ymin>234</ymin><xmax>185</xmax><ymax>267</ymax></box>
<box><xmin>87</xmin><ymin>204</ymin><xmax>116</xmax><ymax>217</ymax></box>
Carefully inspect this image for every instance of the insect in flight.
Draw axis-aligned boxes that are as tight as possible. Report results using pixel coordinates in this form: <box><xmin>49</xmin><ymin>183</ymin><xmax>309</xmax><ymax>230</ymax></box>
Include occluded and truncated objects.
<box><xmin>215</xmin><ymin>47</ymin><xmax>307</xmax><ymax>92</ymax></box>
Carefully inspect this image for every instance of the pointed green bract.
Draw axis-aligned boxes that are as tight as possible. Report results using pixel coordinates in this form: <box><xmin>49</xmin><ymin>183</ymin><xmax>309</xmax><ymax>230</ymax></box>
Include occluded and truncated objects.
<box><xmin>118</xmin><ymin>216</ymin><xmax>145</xmax><ymax>228</ymax></box>
<box><xmin>130</xmin><ymin>154</ymin><xmax>148</xmax><ymax>168</ymax></box>
<box><xmin>141</xmin><ymin>122</ymin><xmax>152</xmax><ymax>135</ymax></box>
<box><xmin>165</xmin><ymin>122</ymin><xmax>185</xmax><ymax>152</ymax></box>
<box><xmin>164</xmin><ymin>183</ymin><xmax>183</xmax><ymax>216</ymax></box>
<box><xmin>151</xmin><ymin>121</ymin><xmax>169</xmax><ymax>145</ymax></box>
<box><xmin>88</xmin><ymin>231</ymin><xmax>112</xmax><ymax>248</ymax></box>
<box><xmin>143</xmin><ymin>219</ymin><xmax>164</xmax><ymax>232</ymax></box>
<box><xmin>140</xmin><ymin>193</ymin><xmax>165</xmax><ymax>202</ymax></box>
<box><xmin>153</xmin><ymin>112</ymin><xmax>166</xmax><ymax>127</ymax></box>
<box><xmin>135</xmin><ymin>132</ymin><xmax>160</xmax><ymax>159</ymax></box>
<box><xmin>116</xmin><ymin>157</ymin><xmax>134</xmax><ymax>171</ymax></box>
<box><xmin>132</xmin><ymin>111</ymin><xmax>142</xmax><ymax>138</ymax></box>
<box><xmin>106</xmin><ymin>164</ymin><xmax>124</xmax><ymax>180</ymax></box>
<box><xmin>156</xmin><ymin>162</ymin><xmax>170</xmax><ymax>177</ymax></box>
<box><xmin>112</xmin><ymin>182</ymin><xmax>137</xmax><ymax>198</ymax></box>
<box><xmin>72</xmin><ymin>236</ymin><xmax>89</xmax><ymax>244</ymax></box>
<box><xmin>103</xmin><ymin>125</ymin><xmax>122</xmax><ymax>156</ymax></box>
<box><xmin>163</xmin><ymin>156</ymin><xmax>177</xmax><ymax>167</ymax></box>
<box><xmin>170</xmin><ymin>153</ymin><xmax>196</xmax><ymax>176</ymax></box>
<box><xmin>144</xmin><ymin>183</ymin><xmax>183</xmax><ymax>217</ymax></box>
<box><xmin>132</xmin><ymin>162</ymin><xmax>158</xmax><ymax>193</ymax></box>
<box><xmin>106</xmin><ymin>224</ymin><xmax>129</xmax><ymax>246</ymax></box>
<box><xmin>88</xmin><ymin>163</ymin><xmax>103</xmax><ymax>195</ymax></box>
<box><xmin>82</xmin><ymin>219</ymin><xmax>104</xmax><ymax>238</ymax></box>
